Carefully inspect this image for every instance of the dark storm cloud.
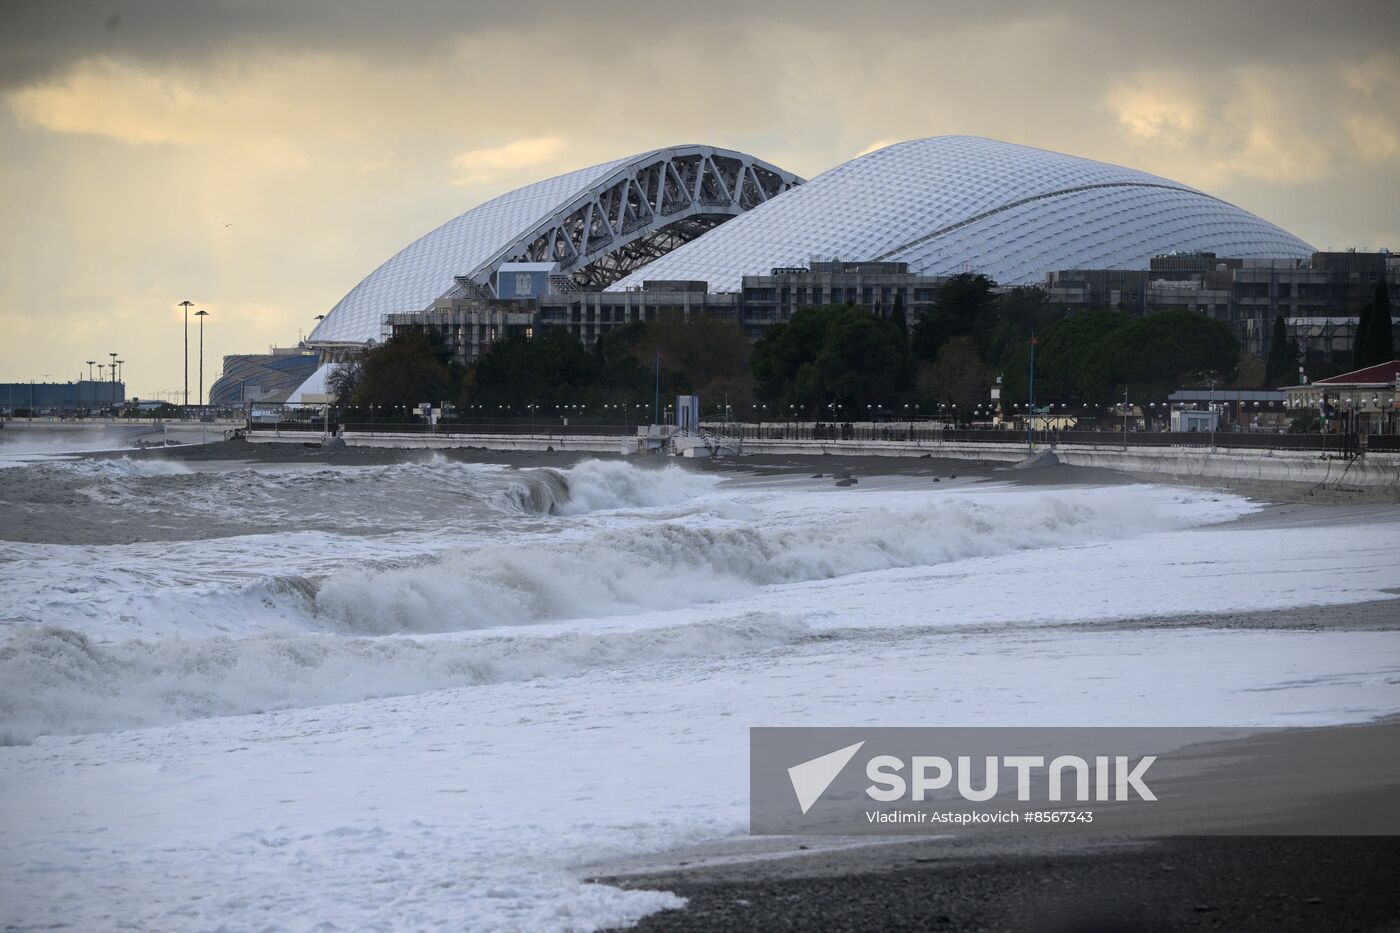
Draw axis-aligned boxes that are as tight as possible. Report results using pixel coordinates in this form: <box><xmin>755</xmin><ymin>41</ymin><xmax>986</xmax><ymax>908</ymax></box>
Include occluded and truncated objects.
<box><xmin>2</xmin><ymin>0</ymin><xmax>1395</xmax><ymax>88</ymax></box>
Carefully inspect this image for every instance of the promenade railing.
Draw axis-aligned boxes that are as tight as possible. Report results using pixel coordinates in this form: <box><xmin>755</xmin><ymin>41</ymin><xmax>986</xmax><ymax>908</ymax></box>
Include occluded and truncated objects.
<box><xmin>242</xmin><ymin>413</ymin><xmax>1394</xmax><ymax>453</ymax></box>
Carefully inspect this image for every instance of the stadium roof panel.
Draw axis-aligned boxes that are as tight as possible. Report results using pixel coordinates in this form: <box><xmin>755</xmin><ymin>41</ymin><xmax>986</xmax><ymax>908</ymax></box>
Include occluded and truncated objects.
<box><xmin>606</xmin><ymin>136</ymin><xmax>1315</xmax><ymax>292</ymax></box>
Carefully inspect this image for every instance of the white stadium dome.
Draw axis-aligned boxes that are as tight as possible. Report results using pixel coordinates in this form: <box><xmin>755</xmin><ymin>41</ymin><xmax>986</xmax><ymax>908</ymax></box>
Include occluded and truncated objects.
<box><xmin>607</xmin><ymin>136</ymin><xmax>1315</xmax><ymax>292</ymax></box>
<box><xmin>302</xmin><ymin>135</ymin><xmax>1315</xmax><ymax>368</ymax></box>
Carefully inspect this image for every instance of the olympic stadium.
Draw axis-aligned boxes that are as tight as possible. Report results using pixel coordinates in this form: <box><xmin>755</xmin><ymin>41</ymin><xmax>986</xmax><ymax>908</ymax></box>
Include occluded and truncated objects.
<box><xmin>290</xmin><ymin>136</ymin><xmax>1315</xmax><ymax>399</ymax></box>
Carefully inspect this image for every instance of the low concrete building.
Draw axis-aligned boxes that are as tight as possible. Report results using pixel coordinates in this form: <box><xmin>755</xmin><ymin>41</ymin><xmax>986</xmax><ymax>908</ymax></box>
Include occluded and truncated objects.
<box><xmin>1170</xmin><ymin>409</ymin><xmax>1218</xmax><ymax>432</ymax></box>
<box><xmin>0</xmin><ymin>380</ymin><xmax>125</xmax><ymax>414</ymax></box>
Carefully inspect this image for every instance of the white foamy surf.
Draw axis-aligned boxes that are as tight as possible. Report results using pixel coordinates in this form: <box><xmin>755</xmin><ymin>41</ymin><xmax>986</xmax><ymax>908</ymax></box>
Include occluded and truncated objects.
<box><xmin>2</xmin><ymin>455</ymin><xmax>1399</xmax><ymax>931</ymax></box>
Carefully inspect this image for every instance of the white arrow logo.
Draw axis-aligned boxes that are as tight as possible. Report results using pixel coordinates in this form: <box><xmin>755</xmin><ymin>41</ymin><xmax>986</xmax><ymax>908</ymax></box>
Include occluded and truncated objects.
<box><xmin>787</xmin><ymin>741</ymin><xmax>865</xmax><ymax>814</ymax></box>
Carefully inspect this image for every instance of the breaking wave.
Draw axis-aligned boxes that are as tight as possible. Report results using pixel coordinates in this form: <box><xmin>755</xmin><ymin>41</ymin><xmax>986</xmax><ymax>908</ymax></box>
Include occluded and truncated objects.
<box><xmin>0</xmin><ymin>456</ymin><xmax>723</xmax><ymax>543</ymax></box>
<box><xmin>314</xmin><ymin>486</ymin><xmax>1221</xmax><ymax>634</ymax></box>
<box><xmin>0</xmin><ymin>471</ymin><xmax>1254</xmax><ymax>742</ymax></box>
<box><xmin>0</xmin><ymin>613</ymin><xmax>805</xmax><ymax>743</ymax></box>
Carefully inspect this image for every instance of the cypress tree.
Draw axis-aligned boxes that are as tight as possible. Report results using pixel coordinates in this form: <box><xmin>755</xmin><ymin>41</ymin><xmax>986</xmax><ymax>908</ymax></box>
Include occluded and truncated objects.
<box><xmin>1372</xmin><ymin>279</ymin><xmax>1394</xmax><ymax>365</ymax></box>
<box><xmin>1264</xmin><ymin>312</ymin><xmax>1291</xmax><ymax>385</ymax></box>
<box><xmin>890</xmin><ymin>291</ymin><xmax>908</xmax><ymax>338</ymax></box>
<box><xmin>1353</xmin><ymin>301</ymin><xmax>1373</xmax><ymax>370</ymax></box>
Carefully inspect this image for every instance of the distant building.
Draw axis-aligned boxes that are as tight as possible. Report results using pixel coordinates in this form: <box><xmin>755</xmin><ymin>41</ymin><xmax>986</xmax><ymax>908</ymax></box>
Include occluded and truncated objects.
<box><xmin>1282</xmin><ymin>360</ymin><xmax>1400</xmax><ymax>435</ymax></box>
<box><xmin>386</xmin><ymin>262</ymin><xmax>947</xmax><ymax>363</ymax></box>
<box><xmin>1166</xmin><ymin>388</ymin><xmax>1288</xmax><ymax>430</ymax></box>
<box><xmin>1284</xmin><ymin>317</ymin><xmax>1396</xmax><ymax>369</ymax></box>
<box><xmin>735</xmin><ymin>262</ymin><xmax>939</xmax><ymax>339</ymax></box>
<box><xmin>1170</xmin><ymin>408</ymin><xmax>1218</xmax><ymax>433</ymax></box>
<box><xmin>0</xmin><ymin>380</ymin><xmax>124</xmax><ymax>414</ymax></box>
<box><xmin>208</xmin><ymin>347</ymin><xmax>321</xmax><ymax>406</ymax></box>
<box><xmin>1046</xmin><ymin>250</ymin><xmax>1399</xmax><ymax>358</ymax></box>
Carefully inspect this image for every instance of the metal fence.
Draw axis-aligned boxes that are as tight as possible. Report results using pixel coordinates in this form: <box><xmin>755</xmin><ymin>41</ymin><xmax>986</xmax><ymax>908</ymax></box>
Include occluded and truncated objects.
<box><xmin>244</xmin><ymin>416</ymin><xmax>1396</xmax><ymax>453</ymax></box>
<box><xmin>697</xmin><ymin>424</ymin><xmax>1361</xmax><ymax>451</ymax></box>
<box><xmin>249</xmin><ymin>419</ymin><xmax>637</xmax><ymax>437</ymax></box>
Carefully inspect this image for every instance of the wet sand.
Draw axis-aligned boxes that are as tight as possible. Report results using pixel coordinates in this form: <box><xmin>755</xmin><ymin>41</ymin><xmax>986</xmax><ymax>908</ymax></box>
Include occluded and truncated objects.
<box><xmin>599</xmin><ymin>836</ymin><xmax>1400</xmax><ymax>932</ymax></box>
<box><xmin>597</xmin><ymin>713</ymin><xmax>1400</xmax><ymax>932</ymax></box>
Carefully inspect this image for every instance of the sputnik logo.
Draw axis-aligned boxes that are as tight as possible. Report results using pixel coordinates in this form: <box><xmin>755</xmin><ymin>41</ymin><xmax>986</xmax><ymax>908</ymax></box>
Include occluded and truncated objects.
<box><xmin>786</xmin><ymin>740</ymin><xmax>1159</xmax><ymax>813</ymax></box>
<box><xmin>788</xmin><ymin>741</ymin><xmax>865</xmax><ymax>814</ymax></box>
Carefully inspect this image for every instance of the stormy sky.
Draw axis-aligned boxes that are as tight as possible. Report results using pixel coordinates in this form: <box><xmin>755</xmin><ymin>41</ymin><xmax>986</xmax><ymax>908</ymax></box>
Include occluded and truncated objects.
<box><xmin>2</xmin><ymin>0</ymin><xmax>1397</xmax><ymax>397</ymax></box>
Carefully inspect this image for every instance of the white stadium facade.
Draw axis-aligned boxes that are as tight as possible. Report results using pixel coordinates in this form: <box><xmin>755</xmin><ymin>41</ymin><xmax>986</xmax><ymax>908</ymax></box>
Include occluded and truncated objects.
<box><xmin>290</xmin><ymin>136</ymin><xmax>1315</xmax><ymax>399</ymax></box>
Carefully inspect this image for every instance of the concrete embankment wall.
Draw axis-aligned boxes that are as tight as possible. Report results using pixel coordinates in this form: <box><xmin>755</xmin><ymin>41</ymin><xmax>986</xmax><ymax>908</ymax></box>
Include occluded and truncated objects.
<box><xmin>0</xmin><ymin>420</ymin><xmax>238</xmax><ymax>449</ymax></box>
<box><xmin>250</xmin><ymin>430</ymin><xmax>630</xmax><ymax>454</ymax></box>
<box><xmin>1052</xmin><ymin>444</ymin><xmax>1400</xmax><ymax>488</ymax></box>
<box><xmin>729</xmin><ymin>438</ymin><xmax>1400</xmax><ymax>492</ymax></box>
<box><xmin>244</xmin><ymin>429</ymin><xmax>1400</xmax><ymax>495</ymax></box>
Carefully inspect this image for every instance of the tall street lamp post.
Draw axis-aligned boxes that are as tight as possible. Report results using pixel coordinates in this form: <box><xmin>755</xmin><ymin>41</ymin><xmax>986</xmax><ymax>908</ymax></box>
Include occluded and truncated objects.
<box><xmin>1122</xmin><ymin>387</ymin><xmax>1130</xmax><ymax>451</ymax></box>
<box><xmin>109</xmin><ymin>353</ymin><xmax>119</xmax><ymax>414</ymax></box>
<box><xmin>179</xmin><ymin>300</ymin><xmax>194</xmax><ymax>409</ymax></box>
<box><xmin>196</xmin><ymin>310</ymin><xmax>209</xmax><ymax>407</ymax></box>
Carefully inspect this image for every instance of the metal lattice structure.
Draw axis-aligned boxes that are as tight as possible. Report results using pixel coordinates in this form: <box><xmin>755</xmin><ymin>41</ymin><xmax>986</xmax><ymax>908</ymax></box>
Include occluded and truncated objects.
<box><xmin>609</xmin><ymin>136</ymin><xmax>1316</xmax><ymax>293</ymax></box>
<box><xmin>308</xmin><ymin>146</ymin><xmax>800</xmax><ymax>345</ymax></box>
<box><xmin>475</xmin><ymin>148</ymin><xmax>797</xmax><ymax>291</ymax></box>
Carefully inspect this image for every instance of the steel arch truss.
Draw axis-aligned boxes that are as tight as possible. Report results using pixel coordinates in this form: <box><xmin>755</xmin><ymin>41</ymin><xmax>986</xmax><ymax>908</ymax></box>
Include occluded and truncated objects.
<box><xmin>473</xmin><ymin>146</ymin><xmax>801</xmax><ymax>292</ymax></box>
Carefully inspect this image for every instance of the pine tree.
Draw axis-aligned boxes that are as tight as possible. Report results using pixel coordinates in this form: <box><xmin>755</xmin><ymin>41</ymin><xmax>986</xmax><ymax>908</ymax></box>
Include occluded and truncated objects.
<box><xmin>1264</xmin><ymin>312</ymin><xmax>1291</xmax><ymax>386</ymax></box>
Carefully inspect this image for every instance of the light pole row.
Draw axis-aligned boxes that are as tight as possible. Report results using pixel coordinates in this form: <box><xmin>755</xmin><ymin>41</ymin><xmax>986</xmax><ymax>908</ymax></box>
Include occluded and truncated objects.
<box><xmin>178</xmin><ymin>300</ymin><xmax>212</xmax><ymax>407</ymax></box>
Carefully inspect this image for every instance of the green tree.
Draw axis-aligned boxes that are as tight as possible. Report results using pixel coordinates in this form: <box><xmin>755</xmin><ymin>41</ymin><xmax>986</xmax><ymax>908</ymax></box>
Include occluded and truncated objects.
<box><xmin>811</xmin><ymin>307</ymin><xmax>910</xmax><ymax>414</ymax></box>
<box><xmin>633</xmin><ymin>311</ymin><xmax>755</xmax><ymax>406</ymax></box>
<box><xmin>752</xmin><ymin>305</ymin><xmax>910</xmax><ymax>416</ymax></box>
<box><xmin>326</xmin><ymin>358</ymin><xmax>363</xmax><ymax>408</ymax></box>
<box><xmin>1237</xmin><ymin>349</ymin><xmax>1265</xmax><ymax>390</ymax></box>
<box><xmin>988</xmin><ymin>286</ymin><xmax>1067</xmax><ymax>366</ymax></box>
<box><xmin>910</xmin><ymin>273</ymin><xmax>997</xmax><ymax>362</ymax></box>
<box><xmin>596</xmin><ymin>321</ymin><xmax>652</xmax><ymax>392</ymax></box>
<box><xmin>353</xmin><ymin>332</ymin><xmax>456</xmax><ymax>409</ymax></box>
<box><xmin>916</xmin><ymin>335</ymin><xmax>989</xmax><ymax>414</ymax></box>
<box><xmin>1000</xmin><ymin>310</ymin><xmax>1236</xmax><ymax>407</ymax></box>
<box><xmin>1034</xmin><ymin>310</ymin><xmax>1128</xmax><ymax>403</ymax></box>
<box><xmin>752</xmin><ymin>306</ymin><xmax>843</xmax><ymax>404</ymax></box>
<box><xmin>467</xmin><ymin>328</ymin><xmax>601</xmax><ymax>408</ymax></box>
<box><xmin>1106</xmin><ymin>311</ymin><xmax>1239</xmax><ymax>400</ymax></box>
